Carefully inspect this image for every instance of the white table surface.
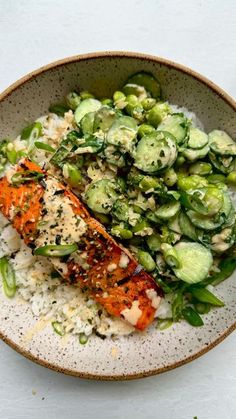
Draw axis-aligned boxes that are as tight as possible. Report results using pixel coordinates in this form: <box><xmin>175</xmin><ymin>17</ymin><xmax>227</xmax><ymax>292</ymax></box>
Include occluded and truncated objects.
<box><xmin>0</xmin><ymin>1</ymin><xmax>236</xmax><ymax>418</ymax></box>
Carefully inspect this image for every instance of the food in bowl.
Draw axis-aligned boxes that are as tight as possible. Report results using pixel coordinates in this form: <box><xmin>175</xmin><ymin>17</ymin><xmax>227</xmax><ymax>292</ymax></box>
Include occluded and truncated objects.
<box><xmin>0</xmin><ymin>72</ymin><xmax>235</xmax><ymax>343</ymax></box>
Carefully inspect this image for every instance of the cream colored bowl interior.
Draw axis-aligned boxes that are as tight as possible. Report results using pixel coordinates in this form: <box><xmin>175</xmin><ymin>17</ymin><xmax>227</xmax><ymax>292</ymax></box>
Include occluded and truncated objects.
<box><xmin>0</xmin><ymin>53</ymin><xmax>235</xmax><ymax>380</ymax></box>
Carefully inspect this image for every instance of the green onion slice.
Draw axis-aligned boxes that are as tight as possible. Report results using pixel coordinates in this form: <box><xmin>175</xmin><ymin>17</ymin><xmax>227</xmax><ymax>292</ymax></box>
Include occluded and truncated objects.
<box><xmin>34</xmin><ymin>243</ymin><xmax>78</xmax><ymax>257</ymax></box>
<box><xmin>161</xmin><ymin>243</ymin><xmax>181</xmax><ymax>268</ymax></box>
<box><xmin>11</xmin><ymin>170</ymin><xmax>45</xmax><ymax>185</ymax></box>
<box><xmin>52</xmin><ymin>321</ymin><xmax>65</xmax><ymax>336</ymax></box>
<box><xmin>182</xmin><ymin>306</ymin><xmax>204</xmax><ymax>327</ymax></box>
<box><xmin>35</xmin><ymin>142</ymin><xmax>56</xmax><ymax>152</ymax></box>
<box><xmin>79</xmin><ymin>333</ymin><xmax>89</xmax><ymax>344</ymax></box>
<box><xmin>156</xmin><ymin>319</ymin><xmax>173</xmax><ymax>330</ymax></box>
<box><xmin>191</xmin><ymin>287</ymin><xmax>224</xmax><ymax>307</ymax></box>
<box><xmin>0</xmin><ymin>257</ymin><xmax>16</xmax><ymax>298</ymax></box>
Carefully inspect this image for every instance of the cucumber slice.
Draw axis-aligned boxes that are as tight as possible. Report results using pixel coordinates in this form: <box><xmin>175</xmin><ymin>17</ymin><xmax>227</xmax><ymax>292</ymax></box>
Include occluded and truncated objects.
<box><xmin>188</xmin><ymin>127</ymin><xmax>208</xmax><ymax>149</ymax></box>
<box><xmin>157</xmin><ymin>113</ymin><xmax>189</xmax><ymax>145</ymax></box>
<box><xmin>74</xmin><ymin>98</ymin><xmax>102</xmax><ymax>124</ymax></box>
<box><xmin>134</xmin><ymin>131</ymin><xmax>177</xmax><ymax>173</ymax></box>
<box><xmin>209</xmin><ymin>130</ymin><xmax>236</xmax><ymax>156</ymax></box>
<box><xmin>186</xmin><ymin>210</ymin><xmax>222</xmax><ymax>230</ymax></box>
<box><xmin>209</xmin><ymin>151</ymin><xmax>236</xmax><ymax>174</ymax></box>
<box><xmin>155</xmin><ymin>201</ymin><xmax>180</xmax><ymax>220</ymax></box>
<box><xmin>180</xmin><ymin>190</ymin><xmax>209</xmax><ymax>215</ymax></box>
<box><xmin>186</xmin><ymin>190</ymin><xmax>233</xmax><ymax>231</ymax></box>
<box><xmin>178</xmin><ymin>212</ymin><xmax>198</xmax><ymax>240</ymax></box>
<box><xmin>81</xmin><ymin>111</ymin><xmax>96</xmax><ymax>135</ymax></box>
<box><xmin>222</xmin><ymin>205</ymin><xmax>235</xmax><ymax>227</ymax></box>
<box><xmin>183</xmin><ymin>144</ymin><xmax>209</xmax><ymax>161</ymax></box>
<box><xmin>181</xmin><ymin>187</ymin><xmax>224</xmax><ymax>216</ymax></box>
<box><xmin>126</xmin><ymin>72</ymin><xmax>161</xmax><ymax>99</ymax></box>
<box><xmin>106</xmin><ymin>116</ymin><xmax>138</xmax><ymax>153</ymax></box>
<box><xmin>173</xmin><ymin>242</ymin><xmax>213</xmax><ymax>284</ymax></box>
<box><xmin>207</xmin><ymin>174</ymin><xmax>226</xmax><ymax>184</ymax></box>
<box><xmin>168</xmin><ymin>212</ymin><xmax>182</xmax><ymax>234</ymax></box>
<box><xmin>221</xmin><ymin>191</ymin><xmax>233</xmax><ymax>218</ymax></box>
<box><xmin>85</xmin><ymin>179</ymin><xmax>118</xmax><ymax>214</ymax></box>
<box><xmin>93</xmin><ymin>106</ymin><xmax>117</xmax><ymax>133</ymax></box>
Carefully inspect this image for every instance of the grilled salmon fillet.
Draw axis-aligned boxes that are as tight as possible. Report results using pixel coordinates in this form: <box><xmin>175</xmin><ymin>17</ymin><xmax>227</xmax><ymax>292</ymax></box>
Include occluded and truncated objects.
<box><xmin>0</xmin><ymin>160</ymin><xmax>162</xmax><ymax>330</ymax></box>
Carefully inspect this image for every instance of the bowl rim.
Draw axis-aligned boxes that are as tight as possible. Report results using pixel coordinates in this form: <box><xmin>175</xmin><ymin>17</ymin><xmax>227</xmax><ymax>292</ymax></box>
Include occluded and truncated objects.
<box><xmin>0</xmin><ymin>51</ymin><xmax>235</xmax><ymax>381</ymax></box>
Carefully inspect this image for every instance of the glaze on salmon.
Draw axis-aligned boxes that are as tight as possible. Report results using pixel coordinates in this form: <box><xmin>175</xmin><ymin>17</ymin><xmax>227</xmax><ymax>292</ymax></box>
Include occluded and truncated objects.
<box><xmin>0</xmin><ymin>160</ymin><xmax>162</xmax><ymax>330</ymax></box>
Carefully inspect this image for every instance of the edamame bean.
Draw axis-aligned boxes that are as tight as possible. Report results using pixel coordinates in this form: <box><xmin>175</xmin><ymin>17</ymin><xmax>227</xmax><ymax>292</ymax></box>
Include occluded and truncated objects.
<box><xmin>113</xmin><ymin>91</ymin><xmax>126</xmax><ymax>109</ymax></box>
<box><xmin>177</xmin><ymin>174</ymin><xmax>208</xmax><ymax>191</ymax></box>
<box><xmin>113</xmin><ymin>91</ymin><xmax>125</xmax><ymax>102</ymax></box>
<box><xmin>137</xmin><ymin>250</ymin><xmax>156</xmax><ymax>272</ymax></box>
<box><xmin>141</xmin><ymin>98</ymin><xmax>156</xmax><ymax>111</ymax></box>
<box><xmin>125</xmin><ymin>95</ymin><xmax>144</xmax><ymax>121</ymax></box>
<box><xmin>111</xmin><ymin>225</ymin><xmax>133</xmax><ymax>239</ymax></box>
<box><xmin>80</xmin><ymin>91</ymin><xmax>95</xmax><ymax>100</ymax></box>
<box><xmin>132</xmin><ymin>219</ymin><xmax>151</xmax><ymax>234</ymax></box>
<box><xmin>175</xmin><ymin>155</ymin><xmax>186</xmax><ymax>166</ymax></box>
<box><xmin>66</xmin><ymin>92</ymin><xmax>81</xmax><ymax>110</ymax></box>
<box><xmin>147</xmin><ymin>103</ymin><xmax>171</xmax><ymax>128</ymax></box>
<box><xmin>125</xmin><ymin>94</ymin><xmax>139</xmax><ymax>110</ymax></box>
<box><xmin>163</xmin><ymin>168</ymin><xmax>177</xmax><ymax>187</ymax></box>
<box><xmin>101</xmin><ymin>98</ymin><xmax>113</xmax><ymax>107</ymax></box>
<box><xmin>139</xmin><ymin>176</ymin><xmax>159</xmax><ymax>191</ymax></box>
<box><xmin>189</xmin><ymin>162</ymin><xmax>212</xmax><ymax>176</ymax></box>
<box><xmin>122</xmin><ymin>83</ymin><xmax>147</xmax><ymax>98</ymax></box>
<box><xmin>226</xmin><ymin>171</ymin><xmax>236</xmax><ymax>186</ymax></box>
<box><xmin>138</xmin><ymin>123</ymin><xmax>155</xmax><ymax>138</ymax></box>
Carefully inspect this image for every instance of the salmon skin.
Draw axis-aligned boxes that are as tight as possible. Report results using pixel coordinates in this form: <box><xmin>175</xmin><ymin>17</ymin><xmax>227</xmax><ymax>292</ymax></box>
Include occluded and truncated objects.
<box><xmin>0</xmin><ymin>160</ymin><xmax>162</xmax><ymax>330</ymax></box>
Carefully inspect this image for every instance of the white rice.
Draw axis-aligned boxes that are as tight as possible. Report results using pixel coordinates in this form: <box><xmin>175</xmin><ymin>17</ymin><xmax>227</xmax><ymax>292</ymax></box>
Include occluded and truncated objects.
<box><xmin>0</xmin><ymin>214</ymin><xmax>134</xmax><ymax>338</ymax></box>
<box><xmin>0</xmin><ymin>112</ymin><xmax>136</xmax><ymax>339</ymax></box>
<box><xmin>170</xmin><ymin>104</ymin><xmax>204</xmax><ymax>130</ymax></box>
<box><xmin>0</xmin><ymin>104</ymin><xmax>204</xmax><ymax>339</ymax></box>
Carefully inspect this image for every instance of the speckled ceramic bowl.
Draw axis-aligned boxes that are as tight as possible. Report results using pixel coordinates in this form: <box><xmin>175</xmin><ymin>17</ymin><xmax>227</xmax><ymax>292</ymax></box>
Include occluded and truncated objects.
<box><xmin>0</xmin><ymin>52</ymin><xmax>235</xmax><ymax>380</ymax></box>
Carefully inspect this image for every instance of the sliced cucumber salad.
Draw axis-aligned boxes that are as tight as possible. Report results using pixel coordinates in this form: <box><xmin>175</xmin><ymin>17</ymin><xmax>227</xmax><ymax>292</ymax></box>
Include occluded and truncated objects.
<box><xmin>1</xmin><ymin>71</ymin><xmax>236</xmax><ymax>330</ymax></box>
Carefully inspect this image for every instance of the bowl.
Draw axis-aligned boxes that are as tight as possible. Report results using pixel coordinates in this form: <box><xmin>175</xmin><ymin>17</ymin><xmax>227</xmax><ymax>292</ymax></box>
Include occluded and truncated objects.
<box><xmin>0</xmin><ymin>51</ymin><xmax>235</xmax><ymax>380</ymax></box>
